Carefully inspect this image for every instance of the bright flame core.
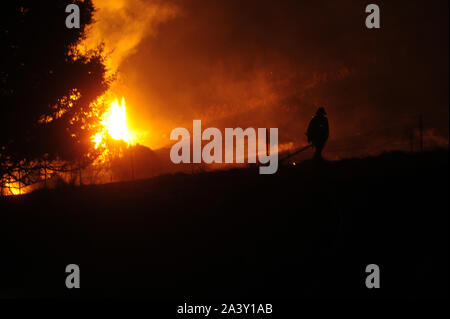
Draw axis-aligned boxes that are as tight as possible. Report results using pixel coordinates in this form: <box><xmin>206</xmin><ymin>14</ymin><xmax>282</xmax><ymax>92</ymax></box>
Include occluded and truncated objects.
<box><xmin>93</xmin><ymin>98</ymin><xmax>135</xmax><ymax>148</ymax></box>
<box><xmin>104</xmin><ymin>99</ymin><xmax>132</xmax><ymax>141</ymax></box>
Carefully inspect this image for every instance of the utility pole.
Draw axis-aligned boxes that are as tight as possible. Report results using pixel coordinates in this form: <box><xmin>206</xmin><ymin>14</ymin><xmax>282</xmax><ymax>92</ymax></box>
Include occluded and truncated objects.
<box><xmin>44</xmin><ymin>160</ymin><xmax>47</xmax><ymax>187</ymax></box>
<box><xmin>409</xmin><ymin>130</ymin><xmax>414</xmax><ymax>153</ymax></box>
<box><xmin>18</xmin><ymin>165</ymin><xmax>22</xmax><ymax>195</ymax></box>
<box><xmin>79</xmin><ymin>158</ymin><xmax>83</xmax><ymax>186</ymax></box>
<box><xmin>108</xmin><ymin>152</ymin><xmax>113</xmax><ymax>182</ymax></box>
<box><xmin>130</xmin><ymin>146</ymin><xmax>135</xmax><ymax>181</ymax></box>
<box><xmin>419</xmin><ymin>114</ymin><xmax>424</xmax><ymax>152</ymax></box>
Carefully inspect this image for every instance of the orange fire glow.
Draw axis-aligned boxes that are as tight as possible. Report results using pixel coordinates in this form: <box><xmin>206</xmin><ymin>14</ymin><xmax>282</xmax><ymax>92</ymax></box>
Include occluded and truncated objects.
<box><xmin>93</xmin><ymin>98</ymin><xmax>136</xmax><ymax>148</ymax></box>
<box><xmin>3</xmin><ymin>180</ymin><xmax>33</xmax><ymax>196</ymax></box>
<box><xmin>5</xmin><ymin>182</ymin><xmax>20</xmax><ymax>195</ymax></box>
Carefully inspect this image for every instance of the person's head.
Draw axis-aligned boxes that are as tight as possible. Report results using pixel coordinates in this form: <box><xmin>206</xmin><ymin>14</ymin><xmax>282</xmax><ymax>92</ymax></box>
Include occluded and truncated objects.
<box><xmin>316</xmin><ymin>107</ymin><xmax>326</xmax><ymax>116</ymax></box>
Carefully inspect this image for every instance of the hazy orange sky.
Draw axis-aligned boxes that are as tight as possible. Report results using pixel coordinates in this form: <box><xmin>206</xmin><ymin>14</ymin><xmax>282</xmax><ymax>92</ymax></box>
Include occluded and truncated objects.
<box><xmin>81</xmin><ymin>0</ymin><xmax>448</xmax><ymax>155</ymax></box>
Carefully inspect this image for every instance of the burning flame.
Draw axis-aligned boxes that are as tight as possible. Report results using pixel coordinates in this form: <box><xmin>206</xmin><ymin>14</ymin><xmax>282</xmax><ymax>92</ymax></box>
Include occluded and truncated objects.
<box><xmin>3</xmin><ymin>180</ymin><xmax>33</xmax><ymax>196</ymax></box>
<box><xmin>93</xmin><ymin>97</ymin><xmax>135</xmax><ymax>148</ymax></box>
<box><xmin>5</xmin><ymin>182</ymin><xmax>20</xmax><ymax>195</ymax></box>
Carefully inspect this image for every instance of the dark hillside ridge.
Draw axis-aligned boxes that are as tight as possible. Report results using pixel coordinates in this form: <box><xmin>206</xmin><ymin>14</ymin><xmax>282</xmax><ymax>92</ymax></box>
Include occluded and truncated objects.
<box><xmin>1</xmin><ymin>150</ymin><xmax>448</xmax><ymax>298</ymax></box>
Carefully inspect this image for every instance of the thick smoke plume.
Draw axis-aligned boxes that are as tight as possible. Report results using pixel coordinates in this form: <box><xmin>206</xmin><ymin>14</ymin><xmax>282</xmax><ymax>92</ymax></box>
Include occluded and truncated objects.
<box><xmin>79</xmin><ymin>0</ymin><xmax>448</xmax><ymax>158</ymax></box>
<box><xmin>78</xmin><ymin>0</ymin><xmax>179</xmax><ymax>75</ymax></box>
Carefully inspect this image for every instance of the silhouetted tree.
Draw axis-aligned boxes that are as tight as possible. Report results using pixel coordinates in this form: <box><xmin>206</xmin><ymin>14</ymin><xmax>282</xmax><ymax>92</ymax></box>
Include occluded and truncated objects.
<box><xmin>0</xmin><ymin>1</ymin><xmax>109</xmax><ymax>191</ymax></box>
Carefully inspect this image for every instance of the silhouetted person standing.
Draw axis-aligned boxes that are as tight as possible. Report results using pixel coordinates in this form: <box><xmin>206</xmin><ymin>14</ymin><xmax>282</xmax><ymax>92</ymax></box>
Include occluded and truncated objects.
<box><xmin>307</xmin><ymin>107</ymin><xmax>329</xmax><ymax>160</ymax></box>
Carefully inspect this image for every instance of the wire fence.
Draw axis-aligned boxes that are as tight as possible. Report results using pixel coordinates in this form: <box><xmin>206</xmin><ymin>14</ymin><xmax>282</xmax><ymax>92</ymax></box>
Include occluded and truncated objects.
<box><xmin>1</xmin><ymin>115</ymin><xmax>447</xmax><ymax>196</ymax></box>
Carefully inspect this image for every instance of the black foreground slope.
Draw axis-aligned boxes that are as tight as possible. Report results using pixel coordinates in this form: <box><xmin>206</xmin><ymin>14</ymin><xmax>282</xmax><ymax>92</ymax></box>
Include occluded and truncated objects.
<box><xmin>0</xmin><ymin>151</ymin><xmax>448</xmax><ymax>299</ymax></box>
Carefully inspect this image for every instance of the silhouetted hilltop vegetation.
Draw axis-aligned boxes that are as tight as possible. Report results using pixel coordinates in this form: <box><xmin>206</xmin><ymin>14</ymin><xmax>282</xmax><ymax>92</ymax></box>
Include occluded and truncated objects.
<box><xmin>1</xmin><ymin>150</ymin><xmax>448</xmax><ymax>298</ymax></box>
